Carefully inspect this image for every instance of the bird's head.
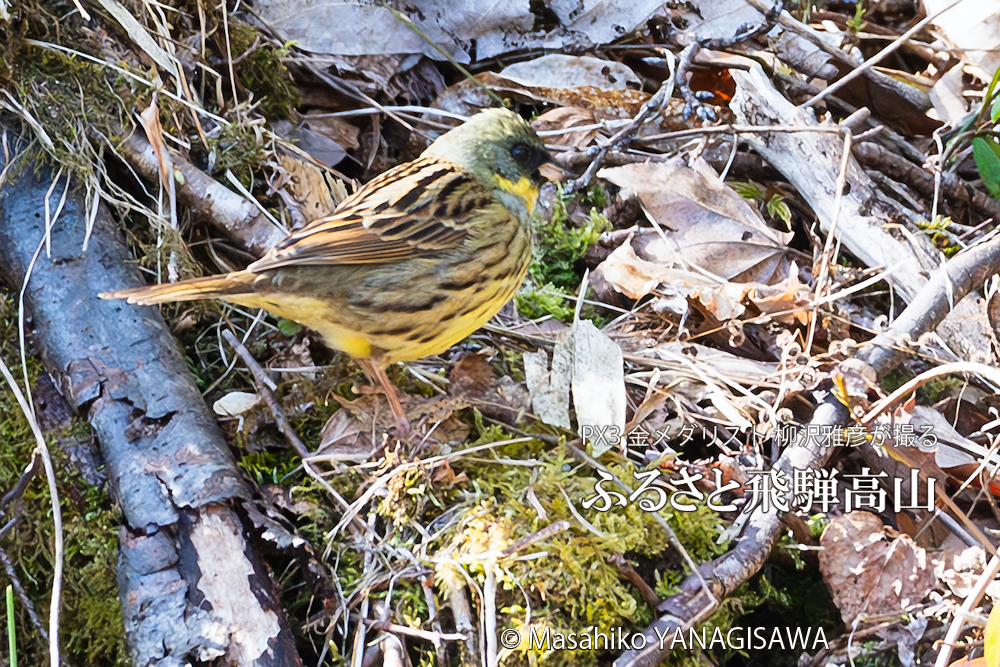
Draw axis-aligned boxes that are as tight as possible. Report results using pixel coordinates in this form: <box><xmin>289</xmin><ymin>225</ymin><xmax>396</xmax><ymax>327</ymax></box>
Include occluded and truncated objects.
<box><xmin>422</xmin><ymin>108</ymin><xmax>552</xmax><ymax>215</ymax></box>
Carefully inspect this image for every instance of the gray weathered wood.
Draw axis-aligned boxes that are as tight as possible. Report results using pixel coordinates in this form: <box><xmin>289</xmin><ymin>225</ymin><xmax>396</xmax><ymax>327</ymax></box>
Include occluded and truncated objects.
<box><xmin>0</xmin><ymin>139</ymin><xmax>301</xmax><ymax>667</ymax></box>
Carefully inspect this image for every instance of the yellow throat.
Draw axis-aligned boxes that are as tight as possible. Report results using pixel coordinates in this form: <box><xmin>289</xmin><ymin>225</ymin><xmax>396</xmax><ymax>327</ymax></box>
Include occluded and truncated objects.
<box><xmin>497</xmin><ymin>175</ymin><xmax>540</xmax><ymax>214</ymax></box>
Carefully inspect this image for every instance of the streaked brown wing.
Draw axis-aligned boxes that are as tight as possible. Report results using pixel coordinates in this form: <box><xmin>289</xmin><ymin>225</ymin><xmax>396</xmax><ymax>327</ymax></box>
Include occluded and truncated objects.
<box><xmin>249</xmin><ymin>158</ymin><xmax>487</xmax><ymax>272</ymax></box>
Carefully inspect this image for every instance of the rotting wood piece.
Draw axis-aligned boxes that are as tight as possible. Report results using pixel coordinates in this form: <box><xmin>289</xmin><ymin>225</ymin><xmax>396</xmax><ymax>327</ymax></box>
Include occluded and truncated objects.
<box><xmin>0</xmin><ymin>138</ymin><xmax>301</xmax><ymax>667</ymax></box>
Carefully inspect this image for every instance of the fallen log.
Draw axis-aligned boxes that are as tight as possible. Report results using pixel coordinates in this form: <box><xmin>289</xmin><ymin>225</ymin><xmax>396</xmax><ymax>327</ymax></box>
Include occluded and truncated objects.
<box><xmin>0</xmin><ymin>135</ymin><xmax>301</xmax><ymax>667</ymax></box>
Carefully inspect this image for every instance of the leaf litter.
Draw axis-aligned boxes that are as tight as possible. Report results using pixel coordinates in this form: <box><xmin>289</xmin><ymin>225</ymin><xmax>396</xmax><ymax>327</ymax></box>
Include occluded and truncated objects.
<box><xmin>5</xmin><ymin>0</ymin><xmax>1000</xmax><ymax>665</ymax></box>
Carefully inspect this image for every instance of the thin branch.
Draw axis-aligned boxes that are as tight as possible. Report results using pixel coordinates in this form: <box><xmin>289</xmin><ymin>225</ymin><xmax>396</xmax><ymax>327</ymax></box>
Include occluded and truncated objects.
<box><xmin>934</xmin><ymin>553</ymin><xmax>1000</xmax><ymax>667</ymax></box>
<box><xmin>220</xmin><ymin>328</ymin><xmax>310</xmax><ymax>459</ymax></box>
<box><xmin>800</xmin><ymin>0</ymin><xmax>967</xmax><ymax>109</ymax></box>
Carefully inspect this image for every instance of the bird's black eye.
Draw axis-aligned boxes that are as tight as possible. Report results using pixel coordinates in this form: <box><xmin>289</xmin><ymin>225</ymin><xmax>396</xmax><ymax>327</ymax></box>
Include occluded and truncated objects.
<box><xmin>511</xmin><ymin>143</ymin><xmax>531</xmax><ymax>165</ymax></box>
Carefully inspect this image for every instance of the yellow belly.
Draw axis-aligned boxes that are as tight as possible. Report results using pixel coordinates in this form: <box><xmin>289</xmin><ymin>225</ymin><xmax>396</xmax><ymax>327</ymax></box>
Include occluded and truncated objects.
<box><xmin>230</xmin><ymin>273</ymin><xmax>519</xmax><ymax>364</ymax></box>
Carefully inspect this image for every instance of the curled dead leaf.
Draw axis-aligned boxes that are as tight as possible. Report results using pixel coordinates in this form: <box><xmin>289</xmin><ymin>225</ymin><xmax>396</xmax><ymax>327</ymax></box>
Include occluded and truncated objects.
<box><xmin>819</xmin><ymin>512</ymin><xmax>933</xmax><ymax>626</ymax></box>
<box><xmin>532</xmin><ymin>107</ymin><xmax>599</xmax><ymax>148</ymax></box>
<box><xmin>212</xmin><ymin>391</ymin><xmax>260</xmax><ymax>417</ymax></box>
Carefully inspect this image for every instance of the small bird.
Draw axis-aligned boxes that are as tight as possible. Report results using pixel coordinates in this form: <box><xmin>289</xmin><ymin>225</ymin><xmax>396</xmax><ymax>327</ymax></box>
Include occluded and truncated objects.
<box><xmin>102</xmin><ymin>108</ymin><xmax>552</xmax><ymax>434</ymax></box>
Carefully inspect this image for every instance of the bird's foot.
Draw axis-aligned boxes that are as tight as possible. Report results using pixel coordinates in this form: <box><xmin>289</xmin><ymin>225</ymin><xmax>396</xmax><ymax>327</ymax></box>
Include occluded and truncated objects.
<box><xmin>357</xmin><ymin>358</ymin><xmax>411</xmax><ymax>440</ymax></box>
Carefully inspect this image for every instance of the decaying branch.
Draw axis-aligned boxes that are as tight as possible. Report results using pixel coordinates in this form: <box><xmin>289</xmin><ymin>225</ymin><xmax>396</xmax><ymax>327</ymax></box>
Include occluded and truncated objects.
<box><xmin>852</xmin><ymin>142</ymin><xmax>1000</xmax><ymax>224</ymax></box>
<box><xmin>614</xmin><ymin>396</ymin><xmax>847</xmax><ymax>667</ymax></box>
<box><xmin>858</xmin><ymin>233</ymin><xmax>1000</xmax><ymax>372</ymax></box>
<box><xmin>732</xmin><ymin>65</ymin><xmax>930</xmax><ymax>301</ymax></box>
<box><xmin>731</xmin><ymin>64</ymin><xmax>995</xmax><ymax>363</ymax></box>
<box><xmin>118</xmin><ymin>132</ymin><xmax>285</xmax><ymax>257</ymax></box>
<box><xmin>0</xmin><ymin>135</ymin><xmax>301</xmax><ymax>667</ymax></box>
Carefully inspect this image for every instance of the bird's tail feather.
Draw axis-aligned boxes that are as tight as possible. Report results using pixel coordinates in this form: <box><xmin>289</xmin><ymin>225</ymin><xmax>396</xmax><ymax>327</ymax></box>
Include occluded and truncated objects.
<box><xmin>99</xmin><ymin>271</ymin><xmax>257</xmax><ymax>306</ymax></box>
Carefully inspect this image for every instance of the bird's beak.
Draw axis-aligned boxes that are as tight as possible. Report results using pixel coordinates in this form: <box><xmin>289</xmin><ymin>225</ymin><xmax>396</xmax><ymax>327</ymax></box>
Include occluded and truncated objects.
<box><xmin>538</xmin><ymin>160</ymin><xmax>568</xmax><ymax>183</ymax></box>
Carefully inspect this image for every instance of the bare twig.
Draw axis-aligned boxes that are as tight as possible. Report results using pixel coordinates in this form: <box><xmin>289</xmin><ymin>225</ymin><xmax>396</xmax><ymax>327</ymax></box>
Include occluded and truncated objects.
<box><xmin>800</xmin><ymin>0</ymin><xmax>967</xmax><ymax>109</ymax></box>
<box><xmin>220</xmin><ymin>328</ymin><xmax>311</xmax><ymax>459</ymax></box>
<box><xmin>420</xmin><ymin>575</ymin><xmax>450</xmax><ymax>666</ymax></box>
<box><xmin>501</xmin><ymin>521</ymin><xmax>570</xmax><ymax>557</ymax></box>
<box><xmin>745</xmin><ymin>0</ymin><xmax>931</xmax><ymax>115</ymax></box>
<box><xmin>118</xmin><ymin>133</ymin><xmax>285</xmax><ymax>256</ymax></box>
<box><xmin>676</xmin><ymin>0</ymin><xmax>784</xmax><ymax>120</ymax></box>
<box><xmin>610</xmin><ymin>554</ymin><xmax>661</xmax><ymax>609</ymax></box>
<box><xmin>856</xmin><ymin>233</ymin><xmax>1000</xmax><ymax>372</ymax></box>
<box><xmin>369</xmin><ymin>620</ymin><xmax>465</xmax><ymax>643</ymax></box>
<box><xmin>440</xmin><ymin>565</ymin><xmax>478</xmax><ymax>665</ymax></box>
<box><xmin>566</xmin><ymin>55</ymin><xmax>677</xmax><ymax>192</ymax></box>
<box><xmin>805</xmin><ymin>124</ymin><xmax>856</xmax><ymax>354</ymax></box>
<box><xmin>483</xmin><ymin>564</ymin><xmax>499</xmax><ymax>667</ymax></box>
<box><xmin>569</xmin><ymin>1</ymin><xmax>784</xmax><ymax>193</ymax></box>
<box><xmin>0</xmin><ymin>546</ymin><xmax>48</xmax><ymax>643</ymax></box>
<box><xmin>853</xmin><ymin>142</ymin><xmax>1000</xmax><ymax>223</ymax></box>
<box><xmin>1</xmin><ymin>451</ymin><xmax>40</xmax><ymax>510</ymax></box>
<box><xmin>933</xmin><ymin>553</ymin><xmax>1000</xmax><ymax>667</ymax></box>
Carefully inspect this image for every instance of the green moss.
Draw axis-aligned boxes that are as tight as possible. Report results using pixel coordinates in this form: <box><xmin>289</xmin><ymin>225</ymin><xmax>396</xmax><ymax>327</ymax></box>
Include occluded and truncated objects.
<box><xmin>516</xmin><ymin>282</ymin><xmax>576</xmax><ymax>321</ymax></box>
<box><xmin>229</xmin><ymin>24</ymin><xmax>301</xmax><ymax>121</ymax></box>
<box><xmin>529</xmin><ymin>186</ymin><xmax>609</xmax><ymax>290</ymax></box>
<box><xmin>335</xmin><ymin>421</ymin><xmax>729</xmax><ymax>666</ymax></box>
<box><xmin>7</xmin><ymin>41</ymin><xmax>138</xmax><ymax>178</ymax></box>
<box><xmin>517</xmin><ymin>185</ymin><xmax>610</xmax><ymax>323</ymax></box>
<box><xmin>921</xmin><ymin>376</ymin><xmax>964</xmax><ymax>403</ymax></box>
<box><xmin>881</xmin><ymin>368</ymin><xmax>963</xmax><ymax>404</ymax></box>
<box><xmin>206</xmin><ymin>120</ymin><xmax>275</xmax><ymax>188</ymax></box>
<box><xmin>880</xmin><ymin>368</ymin><xmax>908</xmax><ymax>394</ymax></box>
<box><xmin>0</xmin><ymin>297</ymin><xmax>126</xmax><ymax>666</ymax></box>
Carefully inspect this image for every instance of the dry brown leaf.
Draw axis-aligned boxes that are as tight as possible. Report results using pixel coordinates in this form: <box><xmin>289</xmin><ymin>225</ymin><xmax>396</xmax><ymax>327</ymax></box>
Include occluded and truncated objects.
<box><xmin>450</xmin><ymin>353</ymin><xmax>530</xmax><ymax>425</ymax></box>
<box><xmin>253</xmin><ymin>0</ymin><xmax>530</xmax><ymax>62</ymax></box>
<box><xmin>316</xmin><ymin>406</ymin><xmax>378</xmax><ymax>463</ymax></box>
<box><xmin>875</xmin><ymin>397</ymin><xmax>997</xmax><ymax>471</ymax></box>
<box><xmin>594</xmin><ymin>242</ymin><xmax>750</xmax><ymax>321</ymax></box>
<box><xmin>600</xmin><ymin>158</ymin><xmax>794</xmax><ymax>284</ymax></box>
<box><xmin>930</xmin><ymin>66</ymin><xmax>969</xmax><ymax>126</ymax></box>
<box><xmin>948</xmin><ymin>657</ymin><xmax>988</xmax><ymax>667</ymax></box>
<box><xmin>277</xmin><ymin>154</ymin><xmax>347</xmax><ymax>222</ymax></box>
<box><xmin>531</xmin><ymin>107</ymin><xmax>599</xmax><ymax>148</ymax></box>
<box><xmin>819</xmin><ymin>512</ymin><xmax>934</xmax><ymax>626</ymax></box>
<box><xmin>254</xmin><ymin>1</ymin><xmax>672</xmax><ymax>88</ymax></box>
<box><xmin>926</xmin><ymin>0</ymin><xmax>1000</xmax><ymax>74</ymax></box>
<box><xmin>212</xmin><ymin>391</ymin><xmax>260</xmax><ymax>417</ymax></box>
<box><xmin>935</xmin><ymin>290</ymin><xmax>997</xmax><ymax>366</ymax></box>
<box><xmin>434</xmin><ymin>71</ymin><xmax>650</xmax><ymax>119</ymax></box>
<box><xmin>138</xmin><ymin>95</ymin><xmax>178</xmax><ymax>255</ymax></box>
<box><xmin>431</xmin><ymin>460</ymin><xmax>468</xmax><ymax>488</ymax></box>
<box><xmin>301</xmin><ymin>115</ymin><xmax>361</xmax><ymax>151</ymax></box>
<box><xmin>500</xmin><ymin>55</ymin><xmax>641</xmax><ymax>92</ymax></box>
<box><xmin>934</xmin><ymin>546</ymin><xmax>1000</xmax><ymax>600</ymax></box>
<box><xmin>139</xmin><ymin>97</ymin><xmax>169</xmax><ymax>186</ymax></box>
<box><xmin>746</xmin><ymin>271</ymin><xmax>812</xmax><ymax>324</ymax></box>
<box><xmin>644</xmin><ymin>341</ymin><xmax>780</xmax><ymax>386</ymax></box>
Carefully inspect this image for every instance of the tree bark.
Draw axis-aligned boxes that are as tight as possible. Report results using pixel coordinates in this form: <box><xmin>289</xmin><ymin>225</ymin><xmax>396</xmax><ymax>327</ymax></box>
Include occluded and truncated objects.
<box><xmin>0</xmin><ymin>137</ymin><xmax>301</xmax><ymax>667</ymax></box>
